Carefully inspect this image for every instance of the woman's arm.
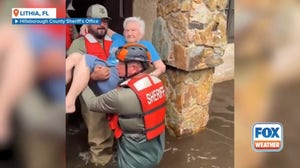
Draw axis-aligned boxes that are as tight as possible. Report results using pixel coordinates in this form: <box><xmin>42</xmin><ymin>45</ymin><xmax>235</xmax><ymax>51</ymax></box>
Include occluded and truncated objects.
<box><xmin>106</xmin><ymin>28</ymin><xmax>116</xmax><ymax>37</ymax></box>
<box><xmin>79</xmin><ymin>24</ymin><xmax>88</xmax><ymax>36</ymax></box>
<box><xmin>140</xmin><ymin>41</ymin><xmax>166</xmax><ymax>77</ymax></box>
<box><xmin>151</xmin><ymin>59</ymin><xmax>166</xmax><ymax>77</ymax></box>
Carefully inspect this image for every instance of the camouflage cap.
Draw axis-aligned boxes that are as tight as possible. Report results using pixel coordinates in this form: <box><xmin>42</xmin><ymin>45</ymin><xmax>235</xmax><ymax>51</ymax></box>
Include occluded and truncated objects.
<box><xmin>86</xmin><ymin>4</ymin><xmax>112</xmax><ymax>20</ymax></box>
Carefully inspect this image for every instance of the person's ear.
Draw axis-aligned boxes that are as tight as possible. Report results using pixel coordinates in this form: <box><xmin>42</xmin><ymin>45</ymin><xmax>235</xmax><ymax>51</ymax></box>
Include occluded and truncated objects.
<box><xmin>131</xmin><ymin>63</ymin><xmax>141</xmax><ymax>73</ymax></box>
<box><xmin>130</xmin><ymin>64</ymin><xmax>137</xmax><ymax>71</ymax></box>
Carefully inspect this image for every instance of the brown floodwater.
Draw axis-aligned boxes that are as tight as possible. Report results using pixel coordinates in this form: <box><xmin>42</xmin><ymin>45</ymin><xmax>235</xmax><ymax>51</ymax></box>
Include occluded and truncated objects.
<box><xmin>66</xmin><ymin>80</ymin><xmax>234</xmax><ymax>168</ymax></box>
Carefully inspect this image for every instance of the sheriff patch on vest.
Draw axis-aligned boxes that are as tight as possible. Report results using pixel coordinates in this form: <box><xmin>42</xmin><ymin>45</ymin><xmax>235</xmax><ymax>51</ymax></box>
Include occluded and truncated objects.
<box><xmin>146</xmin><ymin>86</ymin><xmax>165</xmax><ymax>105</ymax></box>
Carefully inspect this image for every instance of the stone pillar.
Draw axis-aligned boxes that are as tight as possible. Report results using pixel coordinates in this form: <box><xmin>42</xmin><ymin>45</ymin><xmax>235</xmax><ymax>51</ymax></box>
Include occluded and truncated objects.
<box><xmin>153</xmin><ymin>0</ymin><xmax>228</xmax><ymax>136</ymax></box>
<box><xmin>133</xmin><ymin>0</ymin><xmax>158</xmax><ymax>41</ymax></box>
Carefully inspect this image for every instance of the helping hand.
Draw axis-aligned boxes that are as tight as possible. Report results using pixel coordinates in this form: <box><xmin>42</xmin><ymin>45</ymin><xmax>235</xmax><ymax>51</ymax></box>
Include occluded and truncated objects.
<box><xmin>90</xmin><ymin>65</ymin><xmax>111</xmax><ymax>81</ymax></box>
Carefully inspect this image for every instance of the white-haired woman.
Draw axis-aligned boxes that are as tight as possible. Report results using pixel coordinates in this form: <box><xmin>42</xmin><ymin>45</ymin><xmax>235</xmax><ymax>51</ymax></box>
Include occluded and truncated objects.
<box><xmin>66</xmin><ymin>17</ymin><xmax>166</xmax><ymax>113</ymax></box>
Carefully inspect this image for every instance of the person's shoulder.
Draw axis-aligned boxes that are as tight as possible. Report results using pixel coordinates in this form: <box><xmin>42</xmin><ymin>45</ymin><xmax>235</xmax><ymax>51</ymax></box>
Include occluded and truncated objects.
<box><xmin>103</xmin><ymin>87</ymin><xmax>134</xmax><ymax>103</ymax></box>
<box><xmin>111</xmin><ymin>33</ymin><xmax>125</xmax><ymax>41</ymax></box>
<box><xmin>117</xmin><ymin>87</ymin><xmax>136</xmax><ymax>98</ymax></box>
<box><xmin>70</xmin><ymin>36</ymin><xmax>85</xmax><ymax>45</ymax></box>
<box><xmin>112</xmin><ymin>33</ymin><xmax>123</xmax><ymax>37</ymax></box>
<box><xmin>139</xmin><ymin>40</ymin><xmax>152</xmax><ymax>46</ymax></box>
<box><xmin>67</xmin><ymin>36</ymin><xmax>86</xmax><ymax>55</ymax></box>
<box><xmin>72</xmin><ymin>36</ymin><xmax>85</xmax><ymax>41</ymax></box>
<box><xmin>139</xmin><ymin>41</ymin><xmax>156</xmax><ymax>49</ymax></box>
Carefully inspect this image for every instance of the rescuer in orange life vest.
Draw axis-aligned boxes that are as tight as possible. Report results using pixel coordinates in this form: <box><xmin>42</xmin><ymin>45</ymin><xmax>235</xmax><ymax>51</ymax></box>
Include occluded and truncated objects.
<box><xmin>83</xmin><ymin>43</ymin><xmax>166</xmax><ymax>168</ymax></box>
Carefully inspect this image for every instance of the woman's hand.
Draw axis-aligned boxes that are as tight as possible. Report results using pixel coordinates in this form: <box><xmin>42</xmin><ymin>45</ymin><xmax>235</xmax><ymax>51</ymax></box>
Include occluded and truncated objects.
<box><xmin>80</xmin><ymin>24</ymin><xmax>89</xmax><ymax>36</ymax></box>
<box><xmin>90</xmin><ymin>65</ymin><xmax>111</xmax><ymax>81</ymax></box>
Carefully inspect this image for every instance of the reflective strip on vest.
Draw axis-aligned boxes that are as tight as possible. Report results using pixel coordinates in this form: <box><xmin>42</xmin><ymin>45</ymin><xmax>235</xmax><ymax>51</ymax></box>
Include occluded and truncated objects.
<box><xmin>84</xmin><ymin>34</ymin><xmax>112</xmax><ymax>61</ymax></box>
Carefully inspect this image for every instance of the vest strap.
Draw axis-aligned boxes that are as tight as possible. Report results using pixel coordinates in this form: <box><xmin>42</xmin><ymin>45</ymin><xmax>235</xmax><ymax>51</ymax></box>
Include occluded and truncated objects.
<box><xmin>121</xmin><ymin>120</ymin><xmax>165</xmax><ymax>135</ymax></box>
<box><xmin>119</xmin><ymin>113</ymin><xmax>143</xmax><ymax>119</ymax></box>
<box><xmin>144</xmin><ymin>102</ymin><xmax>166</xmax><ymax>116</ymax></box>
<box><xmin>118</xmin><ymin>102</ymin><xmax>166</xmax><ymax>119</ymax></box>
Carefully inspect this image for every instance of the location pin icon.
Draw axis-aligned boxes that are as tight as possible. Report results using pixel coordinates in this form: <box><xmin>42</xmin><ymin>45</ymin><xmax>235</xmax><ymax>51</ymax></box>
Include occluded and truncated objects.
<box><xmin>13</xmin><ymin>9</ymin><xmax>19</xmax><ymax>17</ymax></box>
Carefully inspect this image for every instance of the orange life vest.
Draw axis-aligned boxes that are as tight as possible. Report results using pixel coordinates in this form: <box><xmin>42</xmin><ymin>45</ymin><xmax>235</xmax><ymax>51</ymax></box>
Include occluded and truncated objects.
<box><xmin>109</xmin><ymin>74</ymin><xmax>166</xmax><ymax>140</ymax></box>
<box><xmin>84</xmin><ymin>34</ymin><xmax>112</xmax><ymax>61</ymax></box>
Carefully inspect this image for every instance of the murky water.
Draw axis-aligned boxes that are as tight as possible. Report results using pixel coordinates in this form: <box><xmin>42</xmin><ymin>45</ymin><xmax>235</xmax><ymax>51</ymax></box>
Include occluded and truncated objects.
<box><xmin>157</xmin><ymin>80</ymin><xmax>234</xmax><ymax>168</ymax></box>
<box><xmin>66</xmin><ymin>80</ymin><xmax>234</xmax><ymax>168</ymax></box>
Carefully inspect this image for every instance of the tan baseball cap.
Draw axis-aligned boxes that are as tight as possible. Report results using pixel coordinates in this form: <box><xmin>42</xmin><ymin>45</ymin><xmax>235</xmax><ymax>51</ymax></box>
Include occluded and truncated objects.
<box><xmin>86</xmin><ymin>4</ymin><xmax>112</xmax><ymax>20</ymax></box>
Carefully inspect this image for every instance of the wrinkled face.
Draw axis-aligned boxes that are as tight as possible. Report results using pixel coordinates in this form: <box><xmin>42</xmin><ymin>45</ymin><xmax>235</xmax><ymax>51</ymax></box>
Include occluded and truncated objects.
<box><xmin>124</xmin><ymin>22</ymin><xmax>142</xmax><ymax>43</ymax></box>
<box><xmin>88</xmin><ymin>19</ymin><xmax>109</xmax><ymax>39</ymax></box>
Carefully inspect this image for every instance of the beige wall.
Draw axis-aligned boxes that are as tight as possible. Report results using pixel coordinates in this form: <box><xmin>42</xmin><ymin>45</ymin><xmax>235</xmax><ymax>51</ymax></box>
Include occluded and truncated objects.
<box><xmin>132</xmin><ymin>0</ymin><xmax>158</xmax><ymax>41</ymax></box>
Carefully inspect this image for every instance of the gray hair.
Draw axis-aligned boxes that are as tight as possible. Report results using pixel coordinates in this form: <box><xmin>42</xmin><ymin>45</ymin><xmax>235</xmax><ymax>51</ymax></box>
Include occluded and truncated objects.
<box><xmin>123</xmin><ymin>16</ymin><xmax>145</xmax><ymax>37</ymax></box>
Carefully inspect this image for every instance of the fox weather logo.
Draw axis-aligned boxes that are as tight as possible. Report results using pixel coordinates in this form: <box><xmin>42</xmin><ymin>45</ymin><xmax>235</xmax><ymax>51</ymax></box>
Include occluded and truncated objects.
<box><xmin>252</xmin><ymin>122</ymin><xmax>283</xmax><ymax>152</ymax></box>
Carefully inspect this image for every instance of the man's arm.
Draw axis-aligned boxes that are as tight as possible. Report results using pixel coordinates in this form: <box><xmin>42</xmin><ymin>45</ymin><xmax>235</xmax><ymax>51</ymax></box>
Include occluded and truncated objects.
<box><xmin>82</xmin><ymin>86</ymin><xmax>119</xmax><ymax>114</ymax></box>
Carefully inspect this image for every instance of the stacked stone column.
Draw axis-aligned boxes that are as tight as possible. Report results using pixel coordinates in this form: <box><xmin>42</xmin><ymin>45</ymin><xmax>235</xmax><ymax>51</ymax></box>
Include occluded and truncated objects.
<box><xmin>152</xmin><ymin>0</ymin><xmax>228</xmax><ymax>136</ymax></box>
